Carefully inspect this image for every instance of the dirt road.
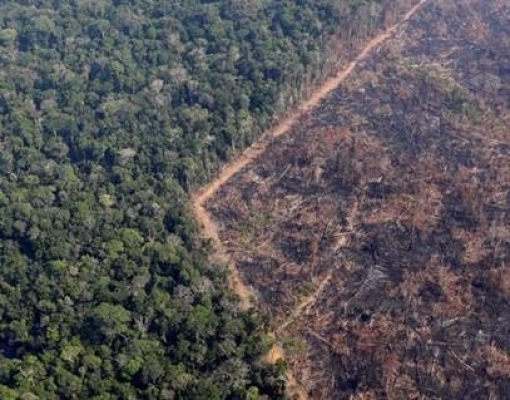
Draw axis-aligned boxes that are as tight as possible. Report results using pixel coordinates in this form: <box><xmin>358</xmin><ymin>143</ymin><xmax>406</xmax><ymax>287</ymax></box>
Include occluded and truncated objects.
<box><xmin>192</xmin><ymin>0</ymin><xmax>428</xmax><ymax>397</ymax></box>
<box><xmin>192</xmin><ymin>0</ymin><xmax>428</xmax><ymax>311</ymax></box>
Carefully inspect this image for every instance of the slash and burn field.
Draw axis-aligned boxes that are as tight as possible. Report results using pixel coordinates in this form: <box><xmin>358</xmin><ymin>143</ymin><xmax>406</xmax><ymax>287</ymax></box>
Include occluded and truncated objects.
<box><xmin>205</xmin><ymin>0</ymin><xmax>510</xmax><ymax>398</ymax></box>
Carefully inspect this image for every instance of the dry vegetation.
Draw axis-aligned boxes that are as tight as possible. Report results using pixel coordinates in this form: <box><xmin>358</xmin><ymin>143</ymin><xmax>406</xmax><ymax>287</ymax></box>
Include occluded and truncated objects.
<box><xmin>207</xmin><ymin>0</ymin><xmax>510</xmax><ymax>398</ymax></box>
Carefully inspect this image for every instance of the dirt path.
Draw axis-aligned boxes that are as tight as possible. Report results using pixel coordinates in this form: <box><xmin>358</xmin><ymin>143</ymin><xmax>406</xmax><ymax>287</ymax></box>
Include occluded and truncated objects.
<box><xmin>193</xmin><ymin>0</ymin><xmax>428</xmax><ymax>315</ymax></box>
<box><xmin>193</xmin><ymin>0</ymin><xmax>428</xmax><ymax>212</ymax></box>
<box><xmin>192</xmin><ymin>1</ymin><xmax>428</xmax><ymax>398</ymax></box>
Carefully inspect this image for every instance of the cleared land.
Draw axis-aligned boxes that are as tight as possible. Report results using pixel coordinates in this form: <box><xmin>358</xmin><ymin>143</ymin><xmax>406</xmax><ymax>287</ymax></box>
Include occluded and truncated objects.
<box><xmin>204</xmin><ymin>0</ymin><xmax>510</xmax><ymax>398</ymax></box>
<box><xmin>193</xmin><ymin>4</ymin><xmax>428</xmax><ymax>398</ymax></box>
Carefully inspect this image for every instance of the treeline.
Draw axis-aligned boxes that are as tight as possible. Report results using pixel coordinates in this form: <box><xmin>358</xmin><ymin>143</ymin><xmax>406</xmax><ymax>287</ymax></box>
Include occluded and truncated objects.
<box><xmin>0</xmin><ymin>0</ymin><xmax>393</xmax><ymax>398</ymax></box>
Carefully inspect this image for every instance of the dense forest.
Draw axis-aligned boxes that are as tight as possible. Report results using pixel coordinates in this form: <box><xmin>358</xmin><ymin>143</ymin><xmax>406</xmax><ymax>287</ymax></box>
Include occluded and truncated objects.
<box><xmin>0</xmin><ymin>0</ymin><xmax>395</xmax><ymax>398</ymax></box>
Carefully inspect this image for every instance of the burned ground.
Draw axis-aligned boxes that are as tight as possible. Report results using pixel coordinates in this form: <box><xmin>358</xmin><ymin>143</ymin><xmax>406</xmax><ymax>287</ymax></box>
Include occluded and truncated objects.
<box><xmin>207</xmin><ymin>0</ymin><xmax>510</xmax><ymax>398</ymax></box>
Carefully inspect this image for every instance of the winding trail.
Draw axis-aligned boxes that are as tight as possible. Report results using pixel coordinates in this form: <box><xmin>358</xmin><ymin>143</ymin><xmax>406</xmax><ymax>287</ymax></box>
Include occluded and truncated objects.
<box><xmin>192</xmin><ymin>0</ymin><xmax>428</xmax><ymax>398</ymax></box>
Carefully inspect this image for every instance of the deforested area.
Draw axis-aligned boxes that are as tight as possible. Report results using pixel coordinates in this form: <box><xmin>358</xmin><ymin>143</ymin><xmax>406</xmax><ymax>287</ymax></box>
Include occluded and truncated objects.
<box><xmin>0</xmin><ymin>0</ymin><xmax>436</xmax><ymax>398</ymax></box>
<box><xmin>206</xmin><ymin>0</ymin><xmax>510</xmax><ymax>398</ymax></box>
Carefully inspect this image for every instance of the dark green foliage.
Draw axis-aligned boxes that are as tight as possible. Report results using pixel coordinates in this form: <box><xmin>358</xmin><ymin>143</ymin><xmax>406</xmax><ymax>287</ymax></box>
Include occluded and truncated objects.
<box><xmin>0</xmin><ymin>0</ymin><xmax>368</xmax><ymax>398</ymax></box>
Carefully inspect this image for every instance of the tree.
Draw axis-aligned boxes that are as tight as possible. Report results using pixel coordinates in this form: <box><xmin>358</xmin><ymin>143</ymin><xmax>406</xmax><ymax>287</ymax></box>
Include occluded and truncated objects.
<box><xmin>88</xmin><ymin>303</ymin><xmax>131</xmax><ymax>343</ymax></box>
